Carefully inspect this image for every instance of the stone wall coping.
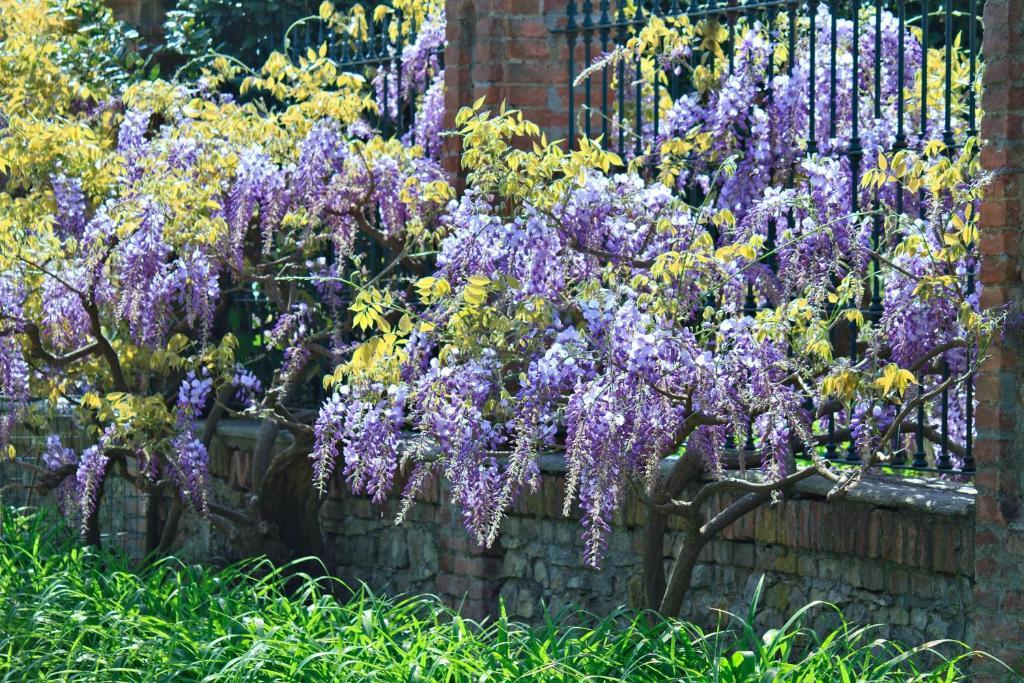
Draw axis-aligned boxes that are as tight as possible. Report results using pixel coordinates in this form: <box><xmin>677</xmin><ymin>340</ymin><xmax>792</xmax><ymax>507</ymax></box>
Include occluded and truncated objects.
<box><xmin>793</xmin><ymin>473</ymin><xmax>975</xmax><ymax>516</ymax></box>
<box><xmin>204</xmin><ymin>418</ymin><xmax>295</xmax><ymax>449</ymax></box>
<box><xmin>537</xmin><ymin>453</ymin><xmax>975</xmax><ymax>517</ymax></box>
<box><xmin>204</xmin><ymin>420</ymin><xmax>974</xmax><ymax>519</ymax></box>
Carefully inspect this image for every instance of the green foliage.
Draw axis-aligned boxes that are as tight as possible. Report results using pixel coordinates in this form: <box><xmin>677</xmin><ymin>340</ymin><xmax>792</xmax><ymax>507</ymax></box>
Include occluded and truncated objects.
<box><xmin>0</xmin><ymin>508</ymin><xmax>1001</xmax><ymax>682</ymax></box>
<box><xmin>49</xmin><ymin>0</ymin><xmax>151</xmax><ymax>89</ymax></box>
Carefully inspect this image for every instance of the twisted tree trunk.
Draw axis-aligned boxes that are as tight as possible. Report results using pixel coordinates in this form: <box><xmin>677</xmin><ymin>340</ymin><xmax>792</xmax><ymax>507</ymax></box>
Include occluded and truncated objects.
<box><xmin>257</xmin><ymin>432</ymin><xmax>323</xmax><ymax>561</ymax></box>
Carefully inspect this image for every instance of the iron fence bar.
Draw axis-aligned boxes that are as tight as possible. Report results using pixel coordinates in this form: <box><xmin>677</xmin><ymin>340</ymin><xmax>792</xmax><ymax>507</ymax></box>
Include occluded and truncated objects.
<box><xmin>829</xmin><ymin>0</ymin><xmax>838</xmax><ymax>139</ymax></box>
<box><xmin>808</xmin><ymin>0</ymin><xmax>818</xmax><ymax>154</ymax></box>
<box><xmin>765</xmin><ymin>3</ymin><xmax>778</xmax><ymax>272</ymax></box>
<box><xmin>782</xmin><ymin>2</ymin><xmax>795</xmax><ymax>285</ymax></box>
<box><xmin>617</xmin><ymin>0</ymin><xmax>627</xmax><ymax>155</ymax></box>
<box><xmin>727</xmin><ymin>3</ymin><xmax>737</xmax><ymax>74</ymax></box>
<box><xmin>583</xmin><ymin>0</ymin><xmax>594</xmax><ymax>139</ymax></box>
<box><xmin>396</xmin><ymin>10</ymin><xmax>405</xmax><ymax>133</ymax></box>
<box><xmin>849</xmin><ymin>0</ymin><xmax>862</xmax><ymax>208</ymax></box>
<box><xmin>634</xmin><ymin>0</ymin><xmax>645</xmax><ymax>159</ymax></box>
<box><xmin>652</xmin><ymin>32</ymin><xmax>661</xmax><ymax>173</ymax></box>
<box><xmin>913</xmin><ymin>403</ymin><xmax>928</xmax><ymax>467</ymax></box>
<box><xmin>568</xmin><ymin>0</ymin><xmax>578</xmax><ymax>144</ymax></box>
<box><xmin>409</xmin><ymin>14</ymin><xmax>420</xmax><ymax>131</ymax></box>
<box><xmin>943</xmin><ymin>0</ymin><xmax>955</xmax><ymax>150</ymax></box>
<box><xmin>787</xmin><ymin>2</ymin><xmax>796</xmax><ymax>77</ymax></box>
<box><xmin>964</xmin><ymin>295</ymin><xmax>976</xmax><ymax>471</ymax></box>
<box><xmin>600</xmin><ymin>0</ymin><xmax>611</xmax><ymax>142</ymax></box>
<box><xmin>379</xmin><ymin>20</ymin><xmax>390</xmax><ymax>132</ymax></box>
<box><xmin>869</xmin><ymin>0</ymin><xmax>884</xmax><ymax>322</ymax></box>
<box><xmin>939</xmin><ymin>360</ymin><xmax>952</xmax><ymax>469</ymax></box>
<box><xmin>921</xmin><ymin>0</ymin><xmax>929</xmax><ymax>141</ymax></box>
<box><xmin>968</xmin><ymin>0</ymin><xmax>978</xmax><ymax>135</ymax></box>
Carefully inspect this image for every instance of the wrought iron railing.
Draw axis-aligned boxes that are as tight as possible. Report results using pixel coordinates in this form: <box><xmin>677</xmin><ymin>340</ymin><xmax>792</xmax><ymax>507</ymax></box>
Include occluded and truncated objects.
<box><xmin>223</xmin><ymin>7</ymin><xmax>442</xmax><ymax>137</ymax></box>
<box><xmin>227</xmin><ymin>4</ymin><xmax>440</xmax><ymax>403</ymax></box>
<box><xmin>560</xmin><ymin>0</ymin><xmax>982</xmax><ymax>476</ymax></box>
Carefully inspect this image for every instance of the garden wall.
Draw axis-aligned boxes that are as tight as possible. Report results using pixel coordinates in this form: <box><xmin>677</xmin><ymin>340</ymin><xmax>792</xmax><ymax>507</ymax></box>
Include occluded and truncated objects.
<box><xmin>441</xmin><ymin>0</ymin><xmax>1024</xmax><ymax>670</ymax></box>
<box><xmin>187</xmin><ymin>421</ymin><xmax>977</xmax><ymax>647</ymax></box>
<box><xmin>94</xmin><ymin>0</ymin><xmax>1024</xmax><ymax>672</ymax></box>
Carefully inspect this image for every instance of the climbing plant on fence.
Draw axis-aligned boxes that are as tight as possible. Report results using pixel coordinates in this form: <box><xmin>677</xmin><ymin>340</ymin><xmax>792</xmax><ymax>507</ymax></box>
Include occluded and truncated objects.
<box><xmin>560</xmin><ymin>0</ymin><xmax>983</xmax><ymax>476</ymax></box>
<box><xmin>310</xmin><ymin>0</ymin><xmax>997</xmax><ymax>614</ymax></box>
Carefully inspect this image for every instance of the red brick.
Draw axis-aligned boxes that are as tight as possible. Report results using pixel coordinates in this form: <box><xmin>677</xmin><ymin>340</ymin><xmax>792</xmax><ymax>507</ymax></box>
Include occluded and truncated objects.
<box><xmin>980</xmin><ymin>145</ymin><xmax>1010</xmax><ymax>170</ymax></box>
<box><xmin>977</xmin><ymin>496</ymin><xmax>1008</xmax><ymax>524</ymax></box>
<box><xmin>507</xmin><ymin>40</ymin><xmax>553</xmax><ymax>61</ymax></box>
<box><xmin>980</xmin><ymin>259</ymin><xmax>1019</xmax><ymax>285</ymax></box>
<box><xmin>974</xmin><ymin>469</ymin><xmax>1002</xmax><ymax>493</ymax></box>
<box><xmin>505</xmin><ymin>64</ymin><xmax>569</xmax><ymax>87</ymax></box>
<box><xmin>471</xmin><ymin>63</ymin><xmax>507</xmax><ymax>83</ymax></box>
<box><xmin>978</xmin><ymin>348</ymin><xmax>1019</xmax><ymax>374</ymax></box>
<box><xmin>493</xmin><ymin>0</ymin><xmax>545</xmax><ymax>15</ymax></box>
<box><xmin>975</xmin><ymin>405</ymin><xmax>1017</xmax><ymax>433</ymax></box>
<box><xmin>516</xmin><ymin>21</ymin><xmax>551</xmax><ymax>39</ymax></box>
<box><xmin>975</xmin><ymin>556</ymin><xmax>1001</xmax><ymax>578</ymax></box>
<box><xmin>975</xmin><ymin>529</ymin><xmax>1001</xmax><ymax>548</ymax></box>
<box><xmin>502</xmin><ymin>86</ymin><xmax>549</xmax><ymax>108</ymax></box>
<box><xmin>980</xmin><ymin>285</ymin><xmax>1015</xmax><ymax>308</ymax></box>
<box><xmin>977</xmin><ymin>425</ymin><xmax>1015</xmax><ymax>452</ymax></box>
<box><xmin>980</xmin><ymin>226</ymin><xmax>1018</xmax><ymax>254</ymax></box>
<box><xmin>1002</xmin><ymin>591</ymin><xmax>1024</xmax><ymax>612</ymax></box>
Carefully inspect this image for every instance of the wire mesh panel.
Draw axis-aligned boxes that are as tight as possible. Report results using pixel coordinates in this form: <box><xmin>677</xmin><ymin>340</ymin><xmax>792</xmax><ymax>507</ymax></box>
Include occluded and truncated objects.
<box><xmin>561</xmin><ymin>0</ymin><xmax>982</xmax><ymax>476</ymax></box>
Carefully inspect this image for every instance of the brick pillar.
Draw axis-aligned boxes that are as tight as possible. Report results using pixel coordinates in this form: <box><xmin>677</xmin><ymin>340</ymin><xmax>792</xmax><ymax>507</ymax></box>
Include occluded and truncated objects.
<box><xmin>443</xmin><ymin>0</ymin><xmax>573</xmax><ymax>178</ymax></box>
<box><xmin>974</xmin><ymin>0</ymin><xmax>1024</xmax><ymax>674</ymax></box>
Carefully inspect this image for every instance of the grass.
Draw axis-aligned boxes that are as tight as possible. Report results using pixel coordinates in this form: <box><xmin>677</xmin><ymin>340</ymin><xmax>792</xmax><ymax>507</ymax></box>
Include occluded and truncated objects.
<box><xmin>0</xmin><ymin>507</ymin><xmax>1003</xmax><ymax>682</ymax></box>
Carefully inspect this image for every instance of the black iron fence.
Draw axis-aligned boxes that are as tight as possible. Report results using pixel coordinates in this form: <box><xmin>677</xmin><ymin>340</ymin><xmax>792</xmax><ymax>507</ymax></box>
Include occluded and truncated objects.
<box><xmin>220</xmin><ymin>5</ymin><xmax>441</xmax><ymax>137</ymax></box>
<box><xmin>228</xmin><ymin>4</ymin><xmax>439</xmax><ymax>402</ymax></box>
<box><xmin>561</xmin><ymin>0</ymin><xmax>982</xmax><ymax>476</ymax></box>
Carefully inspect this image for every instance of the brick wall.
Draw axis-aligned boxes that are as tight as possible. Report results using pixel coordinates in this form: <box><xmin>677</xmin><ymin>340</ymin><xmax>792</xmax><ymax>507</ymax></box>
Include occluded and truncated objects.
<box><xmin>443</xmin><ymin>0</ymin><xmax>574</xmax><ymax>177</ymax></box>
<box><xmin>184</xmin><ymin>424</ymin><xmax>977</xmax><ymax>646</ymax></box>
<box><xmin>974</xmin><ymin>0</ymin><xmax>1024</xmax><ymax>674</ymax></box>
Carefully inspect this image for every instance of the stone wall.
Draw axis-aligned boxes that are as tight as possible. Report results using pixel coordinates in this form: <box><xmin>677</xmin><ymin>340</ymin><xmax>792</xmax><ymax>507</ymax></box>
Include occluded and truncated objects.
<box><xmin>184</xmin><ymin>422</ymin><xmax>976</xmax><ymax>647</ymax></box>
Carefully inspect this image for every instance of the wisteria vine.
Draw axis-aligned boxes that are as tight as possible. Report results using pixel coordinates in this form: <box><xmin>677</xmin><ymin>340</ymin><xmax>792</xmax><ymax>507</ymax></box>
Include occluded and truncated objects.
<box><xmin>312</xmin><ymin>8</ymin><xmax>996</xmax><ymax>576</ymax></box>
